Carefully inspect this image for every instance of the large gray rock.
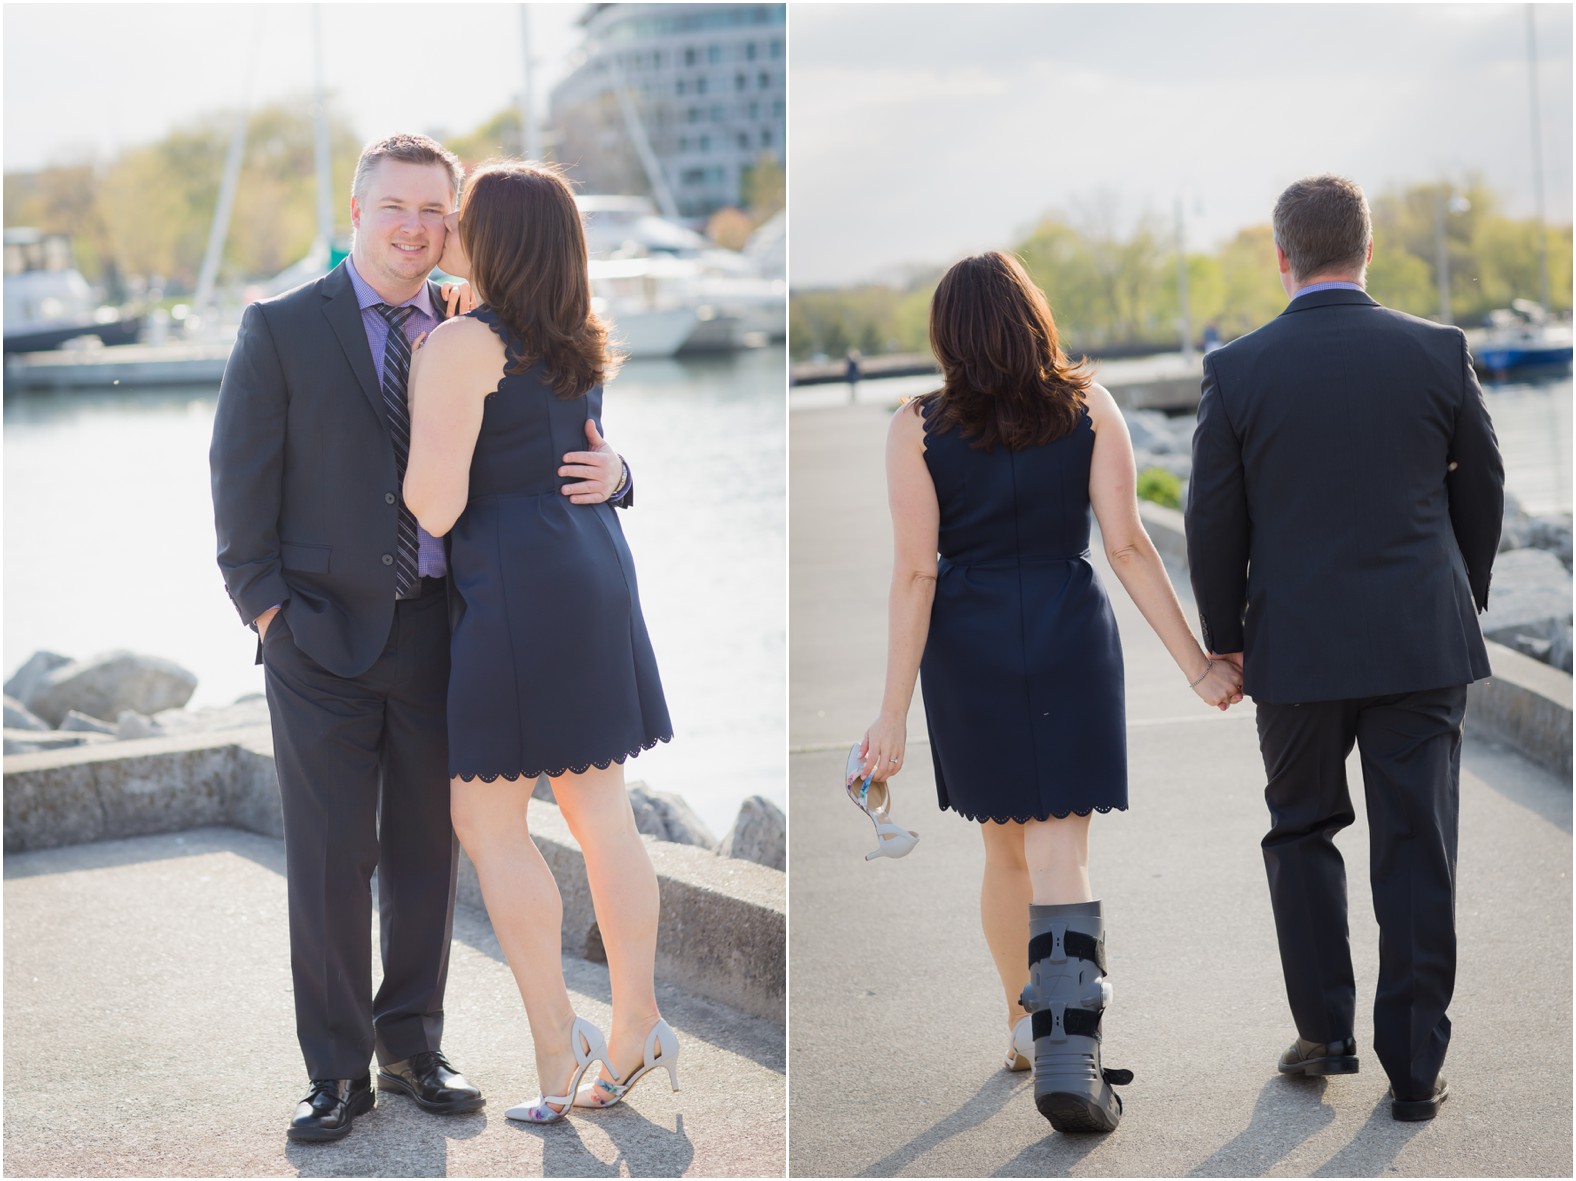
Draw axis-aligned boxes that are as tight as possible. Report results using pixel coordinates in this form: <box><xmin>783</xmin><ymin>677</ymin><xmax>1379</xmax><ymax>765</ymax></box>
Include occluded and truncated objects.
<box><xmin>718</xmin><ymin>795</ymin><xmax>786</xmax><ymax>871</ymax></box>
<box><xmin>1550</xmin><ymin>623</ymin><xmax>1574</xmax><ymax>674</ymax></box>
<box><xmin>149</xmin><ymin>697</ymin><xmax>270</xmax><ymax>735</ymax></box>
<box><xmin>1527</xmin><ymin>514</ymin><xmax>1573</xmax><ymax>571</ymax></box>
<box><xmin>627</xmin><ymin>785</ymin><xmax>718</xmax><ymax>849</ymax></box>
<box><xmin>58</xmin><ymin>711</ymin><xmax>117</xmax><ymax>735</ymax></box>
<box><xmin>4</xmin><ymin>695</ymin><xmax>48</xmax><ymax>732</ymax></box>
<box><xmin>25</xmin><ymin>652</ymin><xmax>198</xmax><ymax>727</ymax></box>
<box><xmin>115</xmin><ymin>711</ymin><xmax>165</xmax><ymax>741</ymax></box>
<box><xmin>1500</xmin><ymin>493</ymin><xmax>1533</xmax><ymax>552</ymax></box>
<box><xmin>4</xmin><ymin>651</ymin><xmax>71</xmax><ymax>704</ymax></box>
<box><xmin>1480</xmin><ymin>548</ymin><xmax>1574</xmax><ymax>650</ymax></box>
<box><xmin>1126</xmin><ymin>409</ymin><xmax>1181</xmax><ymax>455</ymax></box>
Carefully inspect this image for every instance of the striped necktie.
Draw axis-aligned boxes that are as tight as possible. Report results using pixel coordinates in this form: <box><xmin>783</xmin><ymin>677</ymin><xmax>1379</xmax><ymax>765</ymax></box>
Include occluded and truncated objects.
<box><xmin>374</xmin><ymin>303</ymin><xmax>419</xmax><ymax>597</ymax></box>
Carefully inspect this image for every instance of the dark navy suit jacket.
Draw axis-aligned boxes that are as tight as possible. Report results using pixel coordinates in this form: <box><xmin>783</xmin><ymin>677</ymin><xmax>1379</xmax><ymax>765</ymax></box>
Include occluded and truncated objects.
<box><xmin>1184</xmin><ymin>287</ymin><xmax>1503</xmax><ymax>705</ymax></box>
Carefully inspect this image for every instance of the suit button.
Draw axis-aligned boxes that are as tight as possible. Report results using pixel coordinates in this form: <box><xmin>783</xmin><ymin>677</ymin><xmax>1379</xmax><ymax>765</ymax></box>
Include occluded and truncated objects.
<box><xmin>384</xmin><ymin>492</ymin><xmax>396</xmax><ymax>504</ymax></box>
<box><xmin>381</xmin><ymin>554</ymin><xmax>394</xmax><ymax>566</ymax></box>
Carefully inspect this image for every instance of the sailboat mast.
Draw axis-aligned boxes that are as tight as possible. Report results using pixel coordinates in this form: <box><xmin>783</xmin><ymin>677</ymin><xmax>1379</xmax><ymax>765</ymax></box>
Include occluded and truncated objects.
<box><xmin>1526</xmin><ymin>3</ymin><xmax>1551</xmax><ymax>314</ymax></box>
<box><xmin>520</xmin><ymin>5</ymin><xmax>542</xmax><ymax>160</ymax></box>
<box><xmin>313</xmin><ymin>5</ymin><xmax>334</xmax><ymax>255</ymax></box>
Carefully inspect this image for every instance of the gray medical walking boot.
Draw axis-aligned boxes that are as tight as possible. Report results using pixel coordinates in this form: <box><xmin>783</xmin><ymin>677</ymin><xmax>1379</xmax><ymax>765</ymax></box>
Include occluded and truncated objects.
<box><xmin>1019</xmin><ymin>900</ymin><xmax>1131</xmax><ymax>1133</ymax></box>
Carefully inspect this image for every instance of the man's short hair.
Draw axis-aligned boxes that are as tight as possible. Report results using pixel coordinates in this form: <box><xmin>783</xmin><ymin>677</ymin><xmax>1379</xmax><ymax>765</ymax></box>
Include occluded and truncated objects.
<box><xmin>1272</xmin><ymin>175</ymin><xmax>1371</xmax><ymax>284</ymax></box>
<box><xmin>351</xmin><ymin>134</ymin><xmax>463</xmax><ymax>203</ymax></box>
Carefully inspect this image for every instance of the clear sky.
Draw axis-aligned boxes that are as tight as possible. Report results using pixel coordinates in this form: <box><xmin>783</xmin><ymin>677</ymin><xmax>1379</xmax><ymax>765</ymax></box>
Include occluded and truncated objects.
<box><xmin>3</xmin><ymin>2</ymin><xmax>589</xmax><ymax>173</ymax></box>
<box><xmin>791</xmin><ymin>3</ymin><xmax>1575</xmax><ymax>288</ymax></box>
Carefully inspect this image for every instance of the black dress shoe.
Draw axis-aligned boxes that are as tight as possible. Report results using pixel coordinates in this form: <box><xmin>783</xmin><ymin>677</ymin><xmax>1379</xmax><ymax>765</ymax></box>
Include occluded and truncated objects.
<box><xmin>377</xmin><ymin>1050</ymin><xmax>485</xmax><ymax>1114</ymax></box>
<box><xmin>1277</xmin><ymin>1036</ymin><xmax>1359</xmax><ymax>1076</ymax></box>
<box><xmin>1390</xmin><ymin>1073</ymin><xmax>1448</xmax><ymax>1121</ymax></box>
<box><xmin>287</xmin><ymin>1075</ymin><xmax>375</xmax><ymax>1142</ymax></box>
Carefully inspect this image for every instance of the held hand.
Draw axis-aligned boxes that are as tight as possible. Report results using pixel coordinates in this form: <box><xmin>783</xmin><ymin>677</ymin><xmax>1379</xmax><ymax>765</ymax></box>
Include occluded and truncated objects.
<box><xmin>1191</xmin><ymin>657</ymin><xmax>1243</xmax><ymax>711</ymax></box>
<box><xmin>256</xmin><ymin>606</ymin><xmax>279</xmax><ymax>642</ymax></box>
<box><xmin>854</xmin><ymin>715</ymin><xmax>907</xmax><ymax>785</ymax></box>
<box><xmin>440</xmin><ymin>281</ymin><xmax>476</xmax><ymax>317</ymax></box>
<box><xmin>559</xmin><ymin>420</ymin><xmax>621</xmax><ymax>505</ymax></box>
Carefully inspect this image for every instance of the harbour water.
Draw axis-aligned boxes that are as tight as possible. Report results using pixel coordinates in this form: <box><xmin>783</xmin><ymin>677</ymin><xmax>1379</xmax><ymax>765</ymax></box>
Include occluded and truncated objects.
<box><xmin>793</xmin><ymin>369</ymin><xmax>1572</xmax><ymax>516</ymax></box>
<box><xmin>4</xmin><ymin>346</ymin><xmax>787</xmax><ymax>839</ymax></box>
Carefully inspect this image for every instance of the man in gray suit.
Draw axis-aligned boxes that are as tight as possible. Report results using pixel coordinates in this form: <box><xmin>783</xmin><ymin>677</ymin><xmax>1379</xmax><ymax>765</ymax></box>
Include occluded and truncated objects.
<box><xmin>1185</xmin><ymin>175</ymin><xmax>1503</xmax><ymax>1121</ymax></box>
<box><xmin>211</xmin><ymin>133</ymin><xmax>627</xmax><ymax>1141</ymax></box>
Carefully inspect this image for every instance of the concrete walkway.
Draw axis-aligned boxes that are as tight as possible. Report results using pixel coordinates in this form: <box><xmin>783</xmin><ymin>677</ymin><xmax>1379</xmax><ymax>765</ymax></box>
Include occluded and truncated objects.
<box><xmin>789</xmin><ymin>403</ymin><xmax>1573</xmax><ymax>1178</ymax></box>
<box><xmin>3</xmin><ymin>828</ymin><xmax>784</xmax><ymax>1177</ymax></box>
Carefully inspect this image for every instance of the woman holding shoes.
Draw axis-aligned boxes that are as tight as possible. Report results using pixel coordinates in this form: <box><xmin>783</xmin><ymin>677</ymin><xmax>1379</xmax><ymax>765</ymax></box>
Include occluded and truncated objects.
<box><xmin>852</xmin><ymin>251</ymin><xmax>1241</xmax><ymax>1133</ymax></box>
<box><xmin>404</xmin><ymin>160</ymin><xmax>678</xmax><ymax>1123</ymax></box>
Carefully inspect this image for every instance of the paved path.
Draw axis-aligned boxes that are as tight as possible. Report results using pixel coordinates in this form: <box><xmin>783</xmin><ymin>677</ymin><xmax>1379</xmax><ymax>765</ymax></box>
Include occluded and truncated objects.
<box><xmin>789</xmin><ymin>403</ymin><xmax>1572</xmax><ymax>1178</ymax></box>
<box><xmin>3</xmin><ymin>828</ymin><xmax>784</xmax><ymax>1177</ymax></box>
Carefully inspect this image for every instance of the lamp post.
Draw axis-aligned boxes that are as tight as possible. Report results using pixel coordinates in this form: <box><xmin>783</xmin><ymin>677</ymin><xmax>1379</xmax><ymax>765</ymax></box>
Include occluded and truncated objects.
<box><xmin>1433</xmin><ymin>188</ymin><xmax>1471</xmax><ymax>325</ymax></box>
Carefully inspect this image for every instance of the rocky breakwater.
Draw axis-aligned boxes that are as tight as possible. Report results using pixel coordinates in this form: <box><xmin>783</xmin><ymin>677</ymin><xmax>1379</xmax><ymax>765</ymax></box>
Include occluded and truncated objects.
<box><xmin>4</xmin><ymin>646</ymin><xmax>786</xmax><ymax>871</ymax></box>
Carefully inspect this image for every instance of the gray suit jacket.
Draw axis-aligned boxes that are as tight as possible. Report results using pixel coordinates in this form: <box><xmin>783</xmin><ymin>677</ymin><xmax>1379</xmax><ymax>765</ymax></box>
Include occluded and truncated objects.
<box><xmin>1184</xmin><ymin>288</ymin><xmax>1504</xmax><ymax>705</ymax></box>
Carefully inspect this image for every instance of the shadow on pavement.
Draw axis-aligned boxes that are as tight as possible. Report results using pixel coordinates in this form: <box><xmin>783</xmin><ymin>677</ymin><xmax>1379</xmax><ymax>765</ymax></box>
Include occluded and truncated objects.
<box><xmin>1463</xmin><ymin>739</ymin><xmax>1573</xmax><ymax>835</ymax></box>
<box><xmin>1310</xmin><ymin>1094</ymin><xmax>1429</xmax><ymax>1177</ymax></box>
<box><xmin>283</xmin><ymin>1100</ymin><xmax>487</xmax><ymax>1177</ymax></box>
<box><xmin>1184</xmin><ymin>1075</ymin><xmax>1337</xmax><ymax>1176</ymax></box>
<box><xmin>850</xmin><ymin>1069</ymin><xmax>1097</xmax><ymax>1178</ymax></box>
<box><xmin>512</xmin><ymin>1109</ymin><xmax>695</xmax><ymax>1177</ymax></box>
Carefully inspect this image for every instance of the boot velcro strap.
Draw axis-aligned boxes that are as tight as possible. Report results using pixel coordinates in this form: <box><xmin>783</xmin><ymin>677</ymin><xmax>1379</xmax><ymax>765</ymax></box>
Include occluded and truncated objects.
<box><xmin>1028</xmin><ymin>929</ymin><xmax>1106</xmax><ymax>973</ymax></box>
<box><xmin>1031</xmin><ymin>1007</ymin><xmax>1103</xmax><ymax>1039</ymax></box>
<box><xmin>1103</xmin><ymin>1067</ymin><xmax>1134</xmax><ymax>1086</ymax></box>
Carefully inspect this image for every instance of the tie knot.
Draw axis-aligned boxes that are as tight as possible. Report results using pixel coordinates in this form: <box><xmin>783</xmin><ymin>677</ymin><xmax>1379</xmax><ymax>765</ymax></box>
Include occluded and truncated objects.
<box><xmin>375</xmin><ymin>303</ymin><xmax>415</xmax><ymax>329</ymax></box>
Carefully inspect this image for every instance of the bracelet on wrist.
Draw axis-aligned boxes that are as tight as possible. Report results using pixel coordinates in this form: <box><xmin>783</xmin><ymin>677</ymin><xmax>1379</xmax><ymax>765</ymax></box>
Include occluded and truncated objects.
<box><xmin>1187</xmin><ymin>658</ymin><xmax>1215</xmax><ymax>689</ymax></box>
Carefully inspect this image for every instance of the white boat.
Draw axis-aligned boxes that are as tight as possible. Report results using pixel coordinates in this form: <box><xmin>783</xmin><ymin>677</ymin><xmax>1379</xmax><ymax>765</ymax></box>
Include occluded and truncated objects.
<box><xmin>3</xmin><ymin>229</ymin><xmax>142</xmax><ymax>354</ymax></box>
<box><xmin>577</xmin><ymin>195</ymin><xmax>783</xmax><ymax>351</ymax></box>
<box><xmin>1476</xmin><ymin>301</ymin><xmax>1574</xmax><ymax>375</ymax></box>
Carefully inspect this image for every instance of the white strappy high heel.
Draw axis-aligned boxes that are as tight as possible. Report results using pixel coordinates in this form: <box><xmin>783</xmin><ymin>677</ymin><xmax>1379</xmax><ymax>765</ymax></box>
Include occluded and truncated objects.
<box><xmin>572</xmin><ymin>1018</ymin><xmax>681</xmax><ymax>1109</ymax></box>
<box><xmin>845</xmin><ymin>743</ymin><xmax>918</xmax><ymax>861</ymax></box>
<box><xmin>505</xmin><ymin>1016</ymin><xmax>607</xmax><ymax>1123</ymax></box>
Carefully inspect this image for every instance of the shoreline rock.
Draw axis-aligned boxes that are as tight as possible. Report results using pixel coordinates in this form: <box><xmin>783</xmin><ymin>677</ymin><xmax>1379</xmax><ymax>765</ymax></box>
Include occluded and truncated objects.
<box><xmin>5</xmin><ymin>647</ymin><xmax>786</xmax><ymax>872</ymax></box>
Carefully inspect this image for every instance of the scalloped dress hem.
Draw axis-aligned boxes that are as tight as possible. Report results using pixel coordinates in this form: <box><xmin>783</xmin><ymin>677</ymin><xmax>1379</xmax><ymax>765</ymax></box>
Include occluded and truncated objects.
<box><xmin>943</xmin><ymin>801</ymin><xmax>1128</xmax><ymax>825</ymax></box>
<box><xmin>450</xmin><ymin>733</ymin><xmax>673</xmax><ymax>783</ymax></box>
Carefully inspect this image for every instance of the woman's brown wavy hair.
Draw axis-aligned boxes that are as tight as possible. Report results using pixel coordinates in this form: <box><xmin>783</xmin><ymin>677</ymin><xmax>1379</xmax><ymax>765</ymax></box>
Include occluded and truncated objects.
<box><xmin>917</xmin><ymin>251</ymin><xmax>1091</xmax><ymax>450</ymax></box>
<box><xmin>459</xmin><ymin>160</ymin><xmax>621</xmax><ymax>398</ymax></box>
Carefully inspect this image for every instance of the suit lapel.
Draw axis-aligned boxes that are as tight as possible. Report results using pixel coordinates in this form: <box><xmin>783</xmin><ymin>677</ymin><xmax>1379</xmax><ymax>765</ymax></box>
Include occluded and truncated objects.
<box><xmin>321</xmin><ymin>263</ymin><xmax>386</xmax><ymax>422</ymax></box>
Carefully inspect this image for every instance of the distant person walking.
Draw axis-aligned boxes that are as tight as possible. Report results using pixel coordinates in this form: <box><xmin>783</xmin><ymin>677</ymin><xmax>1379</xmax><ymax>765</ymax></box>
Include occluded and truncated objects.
<box><xmin>844</xmin><ymin>348</ymin><xmax>862</xmax><ymax>403</ymax></box>
<box><xmin>1185</xmin><ymin>175</ymin><xmax>1504</xmax><ymax>1122</ymax></box>
<box><xmin>851</xmin><ymin>252</ymin><xmax>1241</xmax><ymax>1134</ymax></box>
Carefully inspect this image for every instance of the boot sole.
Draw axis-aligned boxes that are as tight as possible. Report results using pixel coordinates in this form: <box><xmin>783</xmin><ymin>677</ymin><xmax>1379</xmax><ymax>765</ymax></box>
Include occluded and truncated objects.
<box><xmin>1278</xmin><ymin>1056</ymin><xmax>1359</xmax><ymax>1077</ymax></box>
<box><xmin>1036</xmin><ymin>1090</ymin><xmax>1121</xmax><ymax>1134</ymax></box>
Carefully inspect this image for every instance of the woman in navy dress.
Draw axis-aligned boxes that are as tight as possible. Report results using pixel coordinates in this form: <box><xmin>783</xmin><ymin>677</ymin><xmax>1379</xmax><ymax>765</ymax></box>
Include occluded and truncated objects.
<box><xmin>852</xmin><ymin>252</ymin><xmax>1241</xmax><ymax>1132</ymax></box>
<box><xmin>405</xmin><ymin>162</ymin><xmax>676</xmax><ymax>1123</ymax></box>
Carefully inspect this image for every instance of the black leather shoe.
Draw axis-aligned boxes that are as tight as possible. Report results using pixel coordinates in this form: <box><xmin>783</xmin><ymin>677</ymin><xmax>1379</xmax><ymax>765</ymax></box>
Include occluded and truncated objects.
<box><xmin>1277</xmin><ymin>1036</ymin><xmax>1359</xmax><ymax>1076</ymax></box>
<box><xmin>287</xmin><ymin>1075</ymin><xmax>375</xmax><ymax>1142</ymax></box>
<box><xmin>377</xmin><ymin>1050</ymin><xmax>485</xmax><ymax>1114</ymax></box>
<box><xmin>1390</xmin><ymin>1073</ymin><xmax>1448</xmax><ymax>1121</ymax></box>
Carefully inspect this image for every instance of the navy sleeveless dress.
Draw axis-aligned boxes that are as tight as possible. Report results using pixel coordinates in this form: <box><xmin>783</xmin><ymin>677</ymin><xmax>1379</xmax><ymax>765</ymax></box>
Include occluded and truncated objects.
<box><xmin>918</xmin><ymin>402</ymin><xmax>1127</xmax><ymax>823</ymax></box>
<box><xmin>447</xmin><ymin>308</ymin><xmax>671</xmax><ymax>781</ymax></box>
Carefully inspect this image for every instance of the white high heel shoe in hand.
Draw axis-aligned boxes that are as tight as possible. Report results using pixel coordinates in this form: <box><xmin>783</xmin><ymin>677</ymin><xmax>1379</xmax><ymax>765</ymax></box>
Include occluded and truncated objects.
<box><xmin>845</xmin><ymin>743</ymin><xmax>918</xmax><ymax>861</ymax></box>
<box><xmin>573</xmin><ymin>1018</ymin><xmax>681</xmax><ymax>1109</ymax></box>
<box><xmin>506</xmin><ymin>1016</ymin><xmax>608</xmax><ymax>1123</ymax></box>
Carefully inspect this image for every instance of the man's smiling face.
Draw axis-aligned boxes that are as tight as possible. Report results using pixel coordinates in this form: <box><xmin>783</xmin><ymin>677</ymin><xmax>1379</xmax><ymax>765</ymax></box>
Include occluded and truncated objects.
<box><xmin>349</xmin><ymin>158</ymin><xmax>455</xmax><ymax>300</ymax></box>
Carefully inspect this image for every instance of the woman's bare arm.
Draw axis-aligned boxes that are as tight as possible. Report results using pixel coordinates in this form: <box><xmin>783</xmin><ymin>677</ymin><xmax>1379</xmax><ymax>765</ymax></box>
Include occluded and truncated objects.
<box><xmin>404</xmin><ymin>317</ymin><xmax>505</xmax><ymax>537</ymax></box>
